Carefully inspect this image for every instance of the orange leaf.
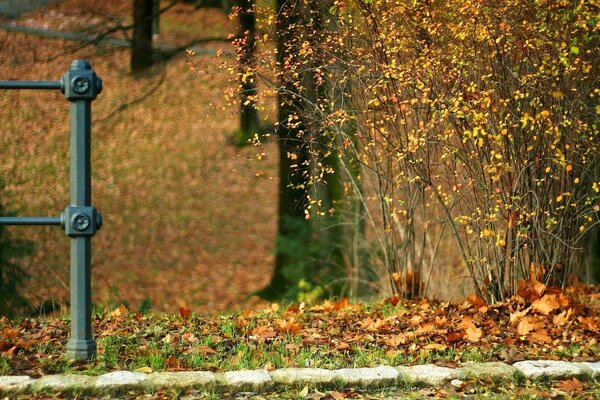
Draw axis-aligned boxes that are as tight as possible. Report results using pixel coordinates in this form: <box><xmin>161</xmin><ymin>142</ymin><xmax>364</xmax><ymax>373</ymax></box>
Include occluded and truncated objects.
<box><xmin>532</xmin><ymin>294</ymin><xmax>560</xmax><ymax>315</ymax></box>
<box><xmin>384</xmin><ymin>334</ymin><xmax>407</xmax><ymax>347</ymax></box>
<box><xmin>249</xmin><ymin>325</ymin><xmax>277</xmax><ymax>340</ymax></box>
<box><xmin>552</xmin><ymin>308</ymin><xmax>573</xmax><ymax>326</ymax></box>
<box><xmin>517</xmin><ymin>316</ymin><xmax>543</xmax><ymax>336</ymax></box>
<box><xmin>386</xmin><ymin>295</ymin><xmax>401</xmax><ymax>306</ymax></box>
<box><xmin>416</xmin><ymin>323</ymin><xmax>435</xmax><ymax>335</ymax></box>
<box><xmin>555</xmin><ymin>378</ymin><xmax>585</xmax><ymax>393</ymax></box>
<box><xmin>111</xmin><ymin>304</ymin><xmax>128</xmax><ymax>317</ymax></box>
<box><xmin>465</xmin><ymin>326</ymin><xmax>483</xmax><ymax>342</ymax></box>
<box><xmin>578</xmin><ymin>316</ymin><xmax>599</xmax><ymax>333</ymax></box>
<box><xmin>528</xmin><ymin>329</ymin><xmax>552</xmax><ymax>344</ymax></box>
<box><xmin>460</xmin><ymin>316</ymin><xmax>482</xmax><ymax>342</ymax></box>
<box><xmin>509</xmin><ymin>307</ymin><xmax>531</xmax><ymax>323</ymax></box>
<box><xmin>468</xmin><ymin>294</ymin><xmax>486</xmax><ymax>308</ymax></box>
<box><xmin>277</xmin><ymin>318</ymin><xmax>303</xmax><ymax>334</ymax></box>
<box><xmin>446</xmin><ymin>332</ymin><xmax>463</xmax><ymax>343</ymax></box>
<box><xmin>179</xmin><ymin>306</ymin><xmax>192</xmax><ymax>319</ymax></box>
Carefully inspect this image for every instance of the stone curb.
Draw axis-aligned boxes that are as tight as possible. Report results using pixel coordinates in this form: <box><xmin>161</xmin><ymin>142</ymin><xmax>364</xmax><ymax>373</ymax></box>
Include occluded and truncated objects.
<box><xmin>0</xmin><ymin>360</ymin><xmax>598</xmax><ymax>396</ymax></box>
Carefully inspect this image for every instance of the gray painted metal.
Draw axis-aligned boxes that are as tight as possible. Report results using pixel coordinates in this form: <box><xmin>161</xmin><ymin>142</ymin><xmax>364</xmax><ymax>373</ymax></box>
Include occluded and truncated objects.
<box><xmin>0</xmin><ymin>60</ymin><xmax>102</xmax><ymax>361</ymax></box>
<box><xmin>0</xmin><ymin>80</ymin><xmax>61</xmax><ymax>90</ymax></box>
<box><xmin>0</xmin><ymin>217</ymin><xmax>61</xmax><ymax>225</ymax></box>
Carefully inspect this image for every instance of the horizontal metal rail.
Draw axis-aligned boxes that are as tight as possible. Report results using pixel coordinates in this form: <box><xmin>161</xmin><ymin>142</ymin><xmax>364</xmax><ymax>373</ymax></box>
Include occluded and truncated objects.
<box><xmin>0</xmin><ymin>80</ymin><xmax>61</xmax><ymax>90</ymax></box>
<box><xmin>0</xmin><ymin>216</ymin><xmax>61</xmax><ymax>225</ymax></box>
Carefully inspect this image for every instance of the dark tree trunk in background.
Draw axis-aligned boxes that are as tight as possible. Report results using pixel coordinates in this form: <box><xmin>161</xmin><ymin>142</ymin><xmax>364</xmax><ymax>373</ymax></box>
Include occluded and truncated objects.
<box><xmin>238</xmin><ymin>0</ymin><xmax>260</xmax><ymax>137</ymax></box>
<box><xmin>131</xmin><ymin>0</ymin><xmax>154</xmax><ymax>72</ymax></box>
<box><xmin>255</xmin><ymin>0</ymin><xmax>311</xmax><ymax>299</ymax></box>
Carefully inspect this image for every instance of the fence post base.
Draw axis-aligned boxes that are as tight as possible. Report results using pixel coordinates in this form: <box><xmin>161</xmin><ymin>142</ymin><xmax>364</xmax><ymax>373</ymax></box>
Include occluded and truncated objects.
<box><xmin>66</xmin><ymin>340</ymin><xmax>96</xmax><ymax>361</ymax></box>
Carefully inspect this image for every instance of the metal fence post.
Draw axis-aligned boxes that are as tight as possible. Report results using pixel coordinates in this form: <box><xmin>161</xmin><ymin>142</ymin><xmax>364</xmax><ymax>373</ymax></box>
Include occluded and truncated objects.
<box><xmin>0</xmin><ymin>60</ymin><xmax>102</xmax><ymax>361</ymax></box>
<box><xmin>61</xmin><ymin>60</ymin><xmax>102</xmax><ymax>360</ymax></box>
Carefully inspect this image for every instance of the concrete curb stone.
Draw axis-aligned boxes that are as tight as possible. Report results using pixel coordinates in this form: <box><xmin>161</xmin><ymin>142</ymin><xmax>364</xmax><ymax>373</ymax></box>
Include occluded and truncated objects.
<box><xmin>513</xmin><ymin>360</ymin><xmax>590</xmax><ymax>380</ymax></box>
<box><xmin>222</xmin><ymin>369</ymin><xmax>272</xmax><ymax>392</ymax></box>
<box><xmin>0</xmin><ymin>360</ymin><xmax>598</xmax><ymax>396</ymax></box>
<box><xmin>270</xmin><ymin>368</ymin><xmax>338</xmax><ymax>386</ymax></box>
<box><xmin>397</xmin><ymin>364</ymin><xmax>459</xmax><ymax>386</ymax></box>
<box><xmin>142</xmin><ymin>371</ymin><xmax>217</xmax><ymax>390</ymax></box>
<box><xmin>458</xmin><ymin>361</ymin><xmax>517</xmax><ymax>380</ymax></box>
<box><xmin>95</xmin><ymin>371</ymin><xmax>149</xmax><ymax>391</ymax></box>
<box><xmin>580</xmin><ymin>361</ymin><xmax>600</xmax><ymax>378</ymax></box>
<box><xmin>33</xmin><ymin>374</ymin><xmax>96</xmax><ymax>392</ymax></box>
<box><xmin>336</xmin><ymin>366</ymin><xmax>399</xmax><ymax>386</ymax></box>
<box><xmin>0</xmin><ymin>375</ymin><xmax>34</xmax><ymax>393</ymax></box>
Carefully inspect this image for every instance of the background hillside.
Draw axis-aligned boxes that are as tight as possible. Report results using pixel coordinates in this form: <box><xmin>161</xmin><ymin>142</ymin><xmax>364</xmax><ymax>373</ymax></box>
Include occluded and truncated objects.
<box><xmin>0</xmin><ymin>0</ymin><xmax>278</xmax><ymax>314</ymax></box>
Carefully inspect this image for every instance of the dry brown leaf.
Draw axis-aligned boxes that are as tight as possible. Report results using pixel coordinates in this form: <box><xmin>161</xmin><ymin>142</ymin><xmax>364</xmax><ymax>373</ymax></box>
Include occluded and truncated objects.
<box><xmin>517</xmin><ymin>316</ymin><xmax>537</xmax><ymax>336</ymax></box>
<box><xmin>446</xmin><ymin>331</ymin><xmax>463</xmax><ymax>343</ymax></box>
<box><xmin>552</xmin><ymin>308</ymin><xmax>573</xmax><ymax>326</ymax></box>
<box><xmin>409</xmin><ymin>315</ymin><xmax>423</xmax><ymax>326</ymax></box>
<box><xmin>468</xmin><ymin>294</ymin><xmax>486</xmax><ymax>308</ymax></box>
<box><xmin>555</xmin><ymin>378</ymin><xmax>585</xmax><ymax>393</ymax></box>
<box><xmin>528</xmin><ymin>329</ymin><xmax>553</xmax><ymax>344</ymax></box>
<box><xmin>277</xmin><ymin>318</ymin><xmax>303</xmax><ymax>334</ymax></box>
<box><xmin>460</xmin><ymin>316</ymin><xmax>483</xmax><ymax>342</ymax></box>
<box><xmin>465</xmin><ymin>326</ymin><xmax>483</xmax><ymax>342</ymax></box>
<box><xmin>532</xmin><ymin>294</ymin><xmax>560</xmax><ymax>315</ymax></box>
<box><xmin>384</xmin><ymin>334</ymin><xmax>407</xmax><ymax>347</ymax></box>
<box><xmin>249</xmin><ymin>325</ymin><xmax>277</xmax><ymax>340</ymax></box>
<box><xmin>509</xmin><ymin>306</ymin><xmax>531</xmax><ymax>323</ymax></box>
<box><xmin>416</xmin><ymin>323</ymin><xmax>435</xmax><ymax>334</ymax></box>
<box><xmin>578</xmin><ymin>316</ymin><xmax>599</xmax><ymax>333</ymax></box>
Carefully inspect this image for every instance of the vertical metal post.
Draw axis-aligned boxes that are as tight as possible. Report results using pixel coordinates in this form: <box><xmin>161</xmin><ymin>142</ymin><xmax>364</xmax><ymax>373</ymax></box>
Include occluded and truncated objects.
<box><xmin>61</xmin><ymin>60</ymin><xmax>102</xmax><ymax>361</ymax></box>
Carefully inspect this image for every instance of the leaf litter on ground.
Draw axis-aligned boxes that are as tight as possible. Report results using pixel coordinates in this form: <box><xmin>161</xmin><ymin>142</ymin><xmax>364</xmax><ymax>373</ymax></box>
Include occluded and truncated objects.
<box><xmin>0</xmin><ymin>281</ymin><xmax>598</xmax><ymax>378</ymax></box>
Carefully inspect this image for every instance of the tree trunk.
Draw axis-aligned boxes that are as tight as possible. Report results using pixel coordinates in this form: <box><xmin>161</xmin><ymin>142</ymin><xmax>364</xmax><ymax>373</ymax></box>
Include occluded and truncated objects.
<box><xmin>131</xmin><ymin>0</ymin><xmax>154</xmax><ymax>72</ymax></box>
<box><xmin>255</xmin><ymin>0</ymin><xmax>311</xmax><ymax>299</ymax></box>
<box><xmin>238</xmin><ymin>0</ymin><xmax>260</xmax><ymax>138</ymax></box>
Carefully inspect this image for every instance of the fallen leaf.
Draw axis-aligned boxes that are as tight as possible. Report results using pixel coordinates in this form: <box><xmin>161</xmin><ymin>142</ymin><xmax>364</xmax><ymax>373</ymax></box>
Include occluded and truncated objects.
<box><xmin>186</xmin><ymin>345</ymin><xmax>217</xmax><ymax>355</ymax></box>
<box><xmin>517</xmin><ymin>316</ymin><xmax>537</xmax><ymax>336</ymax></box>
<box><xmin>416</xmin><ymin>323</ymin><xmax>434</xmax><ymax>334</ymax></box>
<box><xmin>532</xmin><ymin>294</ymin><xmax>560</xmax><ymax>315</ymax></box>
<box><xmin>329</xmin><ymin>391</ymin><xmax>349</xmax><ymax>399</ymax></box>
<box><xmin>555</xmin><ymin>378</ymin><xmax>585</xmax><ymax>393</ymax></box>
<box><xmin>553</xmin><ymin>308</ymin><xmax>572</xmax><ymax>326</ymax></box>
<box><xmin>446</xmin><ymin>331</ymin><xmax>463</xmax><ymax>343</ymax></box>
<box><xmin>468</xmin><ymin>294</ymin><xmax>486</xmax><ymax>308</ymax></box>
<box><xmin>179</xmin><ymin>306</ymin><xmax>192</xmax><ymax>319</ymax></box>
<box><xmin>528</xmin><ymin>329</ymin><xmax>552</xmax><ymax>344</ymax></box>
<box><xmin>465</xmin><ymin>325</ymin><xmax>483</xmax><ymax>342</ymax></box>
<box><xmin>134</xmin><ymin>366</ymin><xmax>153</xmax><ymax>373</ymax></box>
<box><xmin>298</xmin><ymin>386</ymin><xmax>309</xmax><ymax>398</ymax></box>
<box><xmin>460</xmin><ymin>316</ymin><xmax>482</xmax><ymax>342</ymax></box>
<box><xmin>384</xmin><ymin>334</ymin><xmax>407</xmax><ymax>347</ymax></box>
<box><xmin>277</xmin><ymin>318</ymin><xmax>303</xmax><ymax>334</ymax></box>
<box><xmin>509</xmin><ymin>306</ymin><xmax>531</xmax><ymax>323</ymax></box>
<box><xmin>110</xmin><ymin>304</ymin><xmax>128</xmax><ymax>317</ymax></box>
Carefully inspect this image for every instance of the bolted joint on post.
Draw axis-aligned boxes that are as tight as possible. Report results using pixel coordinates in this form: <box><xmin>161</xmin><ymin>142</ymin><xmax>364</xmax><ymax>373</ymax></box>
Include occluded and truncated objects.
<box><xmin>60</xmin><ymin>60</ymin><xmax>102</xmax><ymax>101</ymax></box>
<box><xmin>61</xmin><ymin>206</ymin><xmax>102</xmax><ymax>237</ymax></box>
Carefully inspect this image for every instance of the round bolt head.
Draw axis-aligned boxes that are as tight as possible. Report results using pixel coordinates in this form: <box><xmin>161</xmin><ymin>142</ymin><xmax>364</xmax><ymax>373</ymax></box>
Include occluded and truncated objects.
<box><xmin>71</xmin><ymin>213</ymin><xmax>91</xmax><ymax>231</ymax></box>
<box><xmin>72</xmin><ymin>76</ymin><xmax>90</xmax><ymax>94</ymax></box>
